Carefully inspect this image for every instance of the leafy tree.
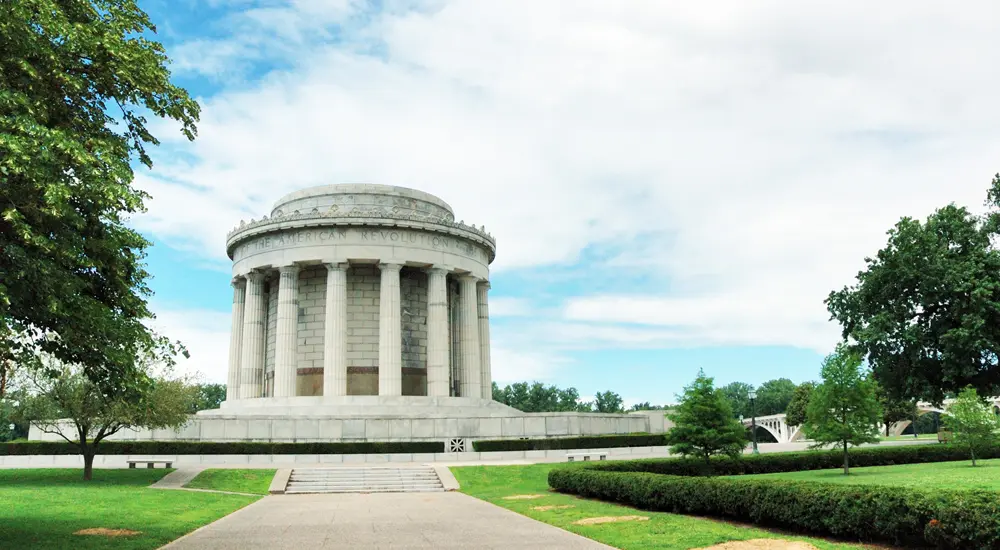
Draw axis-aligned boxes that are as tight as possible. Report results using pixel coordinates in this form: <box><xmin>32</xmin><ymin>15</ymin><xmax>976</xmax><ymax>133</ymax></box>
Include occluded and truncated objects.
<box><xmin>493</xmin><ymin>382</ymin><xmax>592</xmax><ymax>412</ymax></box>
<box><xmin>755</xmin><ymin>378</ymin><xmax>797</xmax><ymax>416</ymax></box>
<box><xmin>0</xmin><ymin>0</ymin><xmax>199</xmax><ymax>396</ymax></box>
<box><xmin>875</xmin><ymin>383</ymin><xmax>918</xmax><ymax>437</ymax></box>
<box><xmin>190</xmin><ymin>383</ymin><xmax>226</xmax><ymax>413</ymax></box>
<box><xmin>944</xmin><ymin>387</ymin><xmax>1000</xmax><ymax>466</ymax></box>
<box><xmin>593</xmin><ymin>391</ymin><xmax>624</xmax><ymax>413</ymax></box>
<box><xmin>785</xmin><ymin>382</ymin><xmax>816</xmax><ymax>426</ymax></box>
<box><xmin>719</xmin><ymin>381</ymin><xmax>753</xmax><ymax>419</ymax></box>
<box><xmin>827</xmin><ymin>175</ymin><xmax>1000</xmax><ymax>404</ymax></box>
<box><xmin>18</xmin><ymin>354</ymin><xmax>195</xmax><ymax>480</ymax></box>
<box><xmin>666</xmin><ymin>369</ymin><xmax>747</xmax><ymax>464</ymax></box>
<box><xmin>804</xmin><ymin>344</ymin><xmax>882</xmax><ymax>475</ymax></box>
<box><xmin>629</xmin><ymin>402</ymin><xmax>665</xmax><ymax>411</ymax></box>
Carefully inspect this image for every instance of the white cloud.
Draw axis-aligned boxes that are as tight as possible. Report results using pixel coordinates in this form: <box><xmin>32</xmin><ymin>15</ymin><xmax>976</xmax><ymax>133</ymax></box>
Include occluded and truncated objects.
<box><xmin>148</xmin><ymin>305</ymin><xmax>233</xmax><ymax>384</ymax></box>
<box><xmin>488</xmin><ymin>297</ymin><xmax>534</xmax><ymax>317</ymax></box>
<box><xmin>139</xmin><ymin>0</ymin><xmax>1000</xmax><ymax>363</ymax></box>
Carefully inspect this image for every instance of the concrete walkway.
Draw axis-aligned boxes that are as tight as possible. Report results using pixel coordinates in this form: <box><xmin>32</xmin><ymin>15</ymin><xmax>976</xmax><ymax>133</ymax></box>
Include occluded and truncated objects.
<box><xmin>162</xmin><ymin>492</ymin><xmax>612</xmax><ymax>549</ymax></box>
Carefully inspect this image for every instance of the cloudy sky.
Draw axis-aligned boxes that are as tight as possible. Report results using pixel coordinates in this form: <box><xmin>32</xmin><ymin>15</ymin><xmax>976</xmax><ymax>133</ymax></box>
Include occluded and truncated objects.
<box><xmin>134</xmin><ymin>0</ymin><xmax>1000</xmax><ymax>405</ymax></box>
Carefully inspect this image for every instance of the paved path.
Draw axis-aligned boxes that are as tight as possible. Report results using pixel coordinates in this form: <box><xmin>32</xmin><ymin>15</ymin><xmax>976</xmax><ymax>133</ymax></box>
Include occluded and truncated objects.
<box><xmin>162</xmin><ymin>492</ymin><xmax>612</xmax><ymax>549</ymax></box>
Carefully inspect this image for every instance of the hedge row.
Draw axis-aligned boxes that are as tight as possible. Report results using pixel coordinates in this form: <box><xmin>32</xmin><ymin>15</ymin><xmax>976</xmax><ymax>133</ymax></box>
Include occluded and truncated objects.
<box><xmin>548</xmin><ymin>467</ymin><xmax>1000</xmax><ymax>548</ymax></box>
<box><xmin>589</xmin><ymin>442</ymin><xmax>1000</xmax><ymax>476</ymax></box>
<box><xmin>0</xmin><ymin>440</ymin><xmax>443</xmax><ymax>456</ymax></box>
<box><xmin>472</xmin><ymin>433</ymin><xmax>666</xmax><ymax>452</ymax></box>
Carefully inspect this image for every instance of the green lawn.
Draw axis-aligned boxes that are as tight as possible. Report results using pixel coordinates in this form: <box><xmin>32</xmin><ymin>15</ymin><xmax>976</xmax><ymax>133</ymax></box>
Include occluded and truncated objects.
<box><xmin>880</xmin><ymin>433</ymin><xmax>938</xmax><ymax>441</ymax></box>
<box><xmin>737</xmin><ymin>457</ymin><xmax>1000</xmax><ymax>490</ymax></box>
<box><xmin>0</xmin><ymin>469</ymin><xmax>260</xmax><ymax>550</ymax></box>
<box><xmin>451</xmin><ymin>463</ymin><xmax>866</xmax><ymax>550</ymax></box>
<box><xmin>184</xmin><ymin>468</ymin><xmax>276</xmax><ymax>495</ymax></box>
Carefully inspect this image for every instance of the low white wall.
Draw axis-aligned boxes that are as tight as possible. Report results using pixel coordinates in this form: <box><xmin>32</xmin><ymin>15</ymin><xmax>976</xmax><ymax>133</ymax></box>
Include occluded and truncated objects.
<box><xmin>0</xmin><ymin>446</ymin><xmax>670</xmax><ymax>467</ymax></box>
<box><xmin>29</xmin><ymin>412</ymin><xmax>653</xmax><ymax>442</ymax></box>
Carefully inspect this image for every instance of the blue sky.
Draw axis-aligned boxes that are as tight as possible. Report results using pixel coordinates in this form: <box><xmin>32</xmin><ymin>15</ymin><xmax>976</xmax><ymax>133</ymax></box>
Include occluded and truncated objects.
<box><xmin>131</xmin><ymin>1</ymin><xmax>1000</xmax><ymax>406</ymax></box>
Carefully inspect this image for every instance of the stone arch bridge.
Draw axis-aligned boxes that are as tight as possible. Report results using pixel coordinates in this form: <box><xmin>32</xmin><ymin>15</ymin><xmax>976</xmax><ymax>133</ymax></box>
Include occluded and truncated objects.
<box><xmin>739</xmin><ymin>396</ymin><xmax>1000</xmax><ymax>443</ymax></box>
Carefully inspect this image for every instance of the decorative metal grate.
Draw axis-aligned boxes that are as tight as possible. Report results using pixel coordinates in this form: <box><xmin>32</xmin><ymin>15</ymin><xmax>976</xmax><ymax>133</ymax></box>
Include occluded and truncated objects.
<box><xmin>447</xmin><ymin>438</ymin><xmax>468</xmax><ymax>453</ymax></box>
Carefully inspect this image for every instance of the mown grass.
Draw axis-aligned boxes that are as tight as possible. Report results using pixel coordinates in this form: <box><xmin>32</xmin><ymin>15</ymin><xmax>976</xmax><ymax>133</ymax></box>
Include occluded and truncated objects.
<box><xmin>452</xmin><ymin>463</ymin><xmax>871</xmax><ymax>550</ymax></box>
<box><xmin>184</xmin><ymin>468</ymin><xmax>276</xmax><ymax>495</ymax></box>
<box><xmin>736</xmin><ymin>457</ymin><xmax>1000</xmax><ymax>490</ymax></box>
<box><xmin>0</xmin><ymin>469</ymin><xmax>259</xmax><ymax>550</ymax></box>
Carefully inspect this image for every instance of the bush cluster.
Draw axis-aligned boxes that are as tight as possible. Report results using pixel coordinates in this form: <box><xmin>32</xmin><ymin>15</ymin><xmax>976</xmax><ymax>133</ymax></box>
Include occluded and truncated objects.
<box><xmin>472</xmin><ymin>433</ymin><xmax>666</xmax><ymax>452</ymax></box>
<box><xmin>0</xmin><ymin>440</ymin><xmax>443</xmax><ymax>456</ymax></box>
<box><xmin>594</xmin><ymin>443</ymin><xmax>1000</xmax><ymax>476</ymax></box>
<box><xmin>548</xmin><ymin>444</ymin><xmax>1000</xmax><ymax>548</ymax></box>
<box><xmin>548</xmin><ymin>467</ymin><xmax>1000</xmax><ymax>548</ymax></box>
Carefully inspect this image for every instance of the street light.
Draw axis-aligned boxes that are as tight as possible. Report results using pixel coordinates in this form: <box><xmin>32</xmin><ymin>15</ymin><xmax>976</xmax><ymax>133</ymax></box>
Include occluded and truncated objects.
<box><xmin>748</xmin><ymin>390</ymin><xmax>759</xmax><ymax>454</ymax></box>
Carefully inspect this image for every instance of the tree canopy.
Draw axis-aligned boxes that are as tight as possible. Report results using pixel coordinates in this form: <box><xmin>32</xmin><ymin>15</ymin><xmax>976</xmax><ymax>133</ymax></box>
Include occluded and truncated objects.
<box><xmin>719</xmin><ymin>381</ymin><xmax>753</xmax><ymax>418</ymax></box>
<box><xmin>492</xmin><ymin>382</ymin><xmax>592</xmax><ymax>412</ymax></box>
<box><xmin>755</xmin><ymin>378</ymin><xmax>797</xmax><ymax>416</ymax></box>
<box><xmin>784</xmin><ymin>382</ymin><xmax>815</xmax><ymax>427</ymax></box>
<box><xmin>827</xmin><ymin>175</ymin><xmax>1000</xmax><ymax>404</ymax></box>
<box><xmin>666</xmin><ymin>369</ymin><xmax>747</xmax><ymax>464</ymax></box>
<box><xmin>0</xmin><ymin>0</ymin><xmax>199</xmax><ymax>396</ymax></box>
<box><xmin>804</xmin><ymin>344</ymin><xmax>882</xmax><ymax>475</ymax></box>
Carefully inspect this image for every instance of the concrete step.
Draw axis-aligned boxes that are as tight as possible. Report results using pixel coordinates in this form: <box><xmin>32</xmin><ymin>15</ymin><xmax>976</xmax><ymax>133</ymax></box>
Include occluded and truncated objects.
<box><xmin>285</xmin><ymin>487</ymin><xmax>445</xmax><ymax>494</ymax></box>
<box><xmin>284</xmin><ymin>467</ymin><xmax>444</xmax><ymax>494</ymax></box>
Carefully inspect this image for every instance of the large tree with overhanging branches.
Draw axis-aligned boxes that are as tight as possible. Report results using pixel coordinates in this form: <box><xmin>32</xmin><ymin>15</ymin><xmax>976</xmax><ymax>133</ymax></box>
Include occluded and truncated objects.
<box><xmin>826</xmin><ymin>174</ymin><xmax>1000</xmax><ymax>405</ymax></box>
<box><xmin>0</xmin><ymin>0</ymin><xmax>199</xmax><ymax>396</ymax></box>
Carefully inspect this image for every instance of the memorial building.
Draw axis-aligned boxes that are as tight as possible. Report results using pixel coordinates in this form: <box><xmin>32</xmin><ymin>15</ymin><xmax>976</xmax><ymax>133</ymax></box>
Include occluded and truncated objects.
<box><xmin>31</xmin><ymin>184</ymin><xmax>666</xmax><ymax>445</ymax></box>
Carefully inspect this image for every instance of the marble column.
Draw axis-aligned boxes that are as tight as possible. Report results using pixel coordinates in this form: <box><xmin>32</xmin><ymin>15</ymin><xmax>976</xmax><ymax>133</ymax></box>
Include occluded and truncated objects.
<box><xmin>426</xmin><ymin>267</ymin><xmax>450</xmax><ymax>397</ymax></box>
<box><xmin>273</xmin><ymin>264</ymin><xmax>300</xmax><ymax>398</ymax></box>
<box><xmin>458</xmin><ymin>275</ymin><xmax>482</xmax><ymax>398</ymax></box>
<box><xmin>378</xmin><ymin>263</ymin><xmax>403</xmax><ymax>396</ymax></box>
<box><xmin>226</xmin><ymin>277</ymin><xmax>246</xmax><ymax>402</ymax></box>
<box><xmin>323</xmin><ymin>263</ymin><xmax>348</xmax><ymax>397</ymax></box>
<box><xmin>477</xmin><ymin>281</ymin><xmax>492</xmax><ymax>400</ymax></box>
<box><xmin>239</xmin><ymin>272</ymin><xmax>266</xmax><ymax>399</ymax></box>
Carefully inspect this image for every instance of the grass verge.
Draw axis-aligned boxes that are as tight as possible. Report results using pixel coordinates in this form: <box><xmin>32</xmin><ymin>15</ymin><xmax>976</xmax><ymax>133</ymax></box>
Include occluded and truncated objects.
<box><xmin>734</xmin><ymin>457</ymin><xmax>1000</xmax><ymax>490</ymax></box>
<box><xmin>0</xmin><ymin>468</ymin><xmax>259</xmax><ymax>550</ymax></box>
<box><xmin>451</xmin><ymin>463</ymin><xmax>869</xmax><ymax>550</ymax></box>
<box><xmin>184</xmin><ymin>469</ymin><xmax>277</xmax><ymax>495</ymax></box>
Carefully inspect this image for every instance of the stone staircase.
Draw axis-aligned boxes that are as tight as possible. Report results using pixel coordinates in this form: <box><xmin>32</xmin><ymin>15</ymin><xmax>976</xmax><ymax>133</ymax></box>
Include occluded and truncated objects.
<box><xmin>284</xmin><ymin>467</ymin><xmax>445</xmax><ymax>494</ymax></box>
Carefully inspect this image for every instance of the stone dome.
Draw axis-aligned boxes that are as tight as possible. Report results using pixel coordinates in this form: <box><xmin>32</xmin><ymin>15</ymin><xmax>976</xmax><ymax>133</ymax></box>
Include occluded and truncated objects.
<box><xmin>270</xmin><ymin>184</ymin><xmax>455</xmax><ymax>223</ymax></box>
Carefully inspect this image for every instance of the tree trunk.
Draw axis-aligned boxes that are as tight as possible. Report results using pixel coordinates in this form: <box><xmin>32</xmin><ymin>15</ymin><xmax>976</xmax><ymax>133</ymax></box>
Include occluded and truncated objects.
<box><xmin>842</xmin><ymin>440</ymin><xmax>850</xmax><ymax>475</ymax></box>
<box><xmin>83</xmin><ymin>450</ymin><xmax>95</xmax><ymax>480</ymax></box>
<box><xmin>885</xmin><ymin>424</ymin><xmax>889</xmax><ymax>437</ymax></box>
<box><xmin>971</xmin><ymin>447</ymin><xmax>977</xmax><ymax>467</ymax></box>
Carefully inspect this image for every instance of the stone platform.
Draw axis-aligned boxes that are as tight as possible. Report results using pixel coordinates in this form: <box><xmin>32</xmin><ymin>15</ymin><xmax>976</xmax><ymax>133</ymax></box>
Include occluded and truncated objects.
<box><xmin>28</xmin><ymin>397</ymin><xmax>669</xmax><ymax>443</ymax></box>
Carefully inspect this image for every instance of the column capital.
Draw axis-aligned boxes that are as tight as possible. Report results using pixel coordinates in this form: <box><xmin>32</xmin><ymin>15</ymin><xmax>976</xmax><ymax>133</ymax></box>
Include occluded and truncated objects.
<box><xmin>324</xmin><ymin>262</ymin><xmax>350</xmax><ymax>272</ymax></box>
<box><xmin>457</xmin><ymin>273</ymin><xmax>480</xmax><ymax>283</ymax></box>
<box><xmin>245</xmin><ymin>271</ymin><xmax>266</xmax><ymax>283</ymax></box>
<box><xmin>478</xmin><ymin>280</ymin><xmax>491</xmax><ymax>290</ymax></box>
<box><xmin>231</xmin><ymin>276</ymin><xmax>246</xmax><ymax>287</ymax></box>
<box><xmin>379</xmin><ymin>262</ymin><xmax>404</xmax><ymax>272</ymax></box>
<box><xmin>278</xmin><ymin>264</ymin><xmax>300</xmax><ymax>275</ymax></box>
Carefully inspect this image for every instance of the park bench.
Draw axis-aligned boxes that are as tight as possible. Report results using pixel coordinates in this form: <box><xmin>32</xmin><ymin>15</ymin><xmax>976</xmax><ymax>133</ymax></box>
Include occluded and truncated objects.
<box><xmin>127</xmin><ymin>458</ymin><xmax>174</xmax><ymax>469</ymax></box>
<box><xmin>566</xmin><ymin>450</ymin><xmax>608</xmax><ymax>462</ymax></box>
<box><xmin>937</xmin><ymin>430</ymin><xmax>953</xmax><ymax>444</ymax></box>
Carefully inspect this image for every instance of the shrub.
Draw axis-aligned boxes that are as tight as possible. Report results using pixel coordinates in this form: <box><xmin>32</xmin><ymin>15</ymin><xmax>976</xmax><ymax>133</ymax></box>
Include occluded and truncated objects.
<box><xmin>548</xmin><ymin>467</ymin><xmax>1000</xmax><ymax>548</ymax></box>
<box><xmin>589</xmin><ymin>443</ymin><xmax>1000</xmax><ymax>476</ymax></box>
<box><xmin>472</xmin><ymin>433</ymin><xmax>666</xmax><ymax>452</ymax></box>
<box><xmin>0</xmin><ymin>440</ymin><xmax>443</xmax><ymax>455</ymax></box>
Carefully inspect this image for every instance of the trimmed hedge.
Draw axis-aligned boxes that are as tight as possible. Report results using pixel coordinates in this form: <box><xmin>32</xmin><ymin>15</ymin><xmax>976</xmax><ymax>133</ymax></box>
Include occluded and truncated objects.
<box><xmin>472</xmin><ymin>433</ymin><xmax>666</xmax><ymax>452</ymax></box>
<box><xmin>587</xmin><ymin>443</ymin><xmax>1000</xmax><ymax>476</ymax></box>
<box><xmin>548</xmin><ymin>467</ymin><xmax>1000</xmax><ymax>548</ymax></box>
<box><xmin>0</xmin><ymin>440</ymin><xmax>443</xmax><ymax>456</ymax></box>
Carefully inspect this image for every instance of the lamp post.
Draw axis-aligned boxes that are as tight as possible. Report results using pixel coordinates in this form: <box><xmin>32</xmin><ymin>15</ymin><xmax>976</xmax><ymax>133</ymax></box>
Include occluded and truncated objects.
<box><xmin>749</xmin><ymin>390</ymin><xmax>759</xmax><ymax>454</ymax></box>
